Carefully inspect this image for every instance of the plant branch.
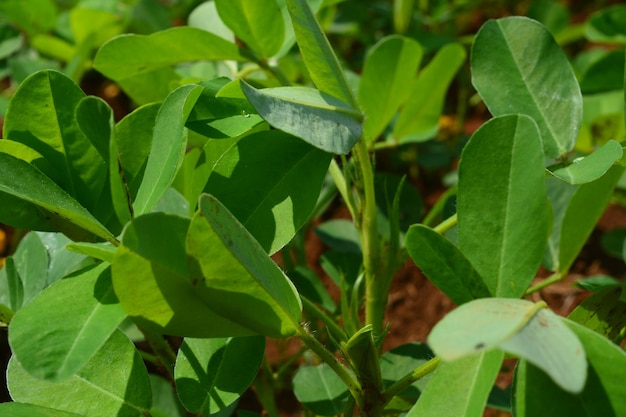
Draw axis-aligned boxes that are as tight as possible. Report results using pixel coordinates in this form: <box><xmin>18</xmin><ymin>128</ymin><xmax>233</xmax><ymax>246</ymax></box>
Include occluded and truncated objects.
<box><xmin>525</xmin><ymin>271</ymin><xmax>564</xmax><ymax>295</ymax></box>
<box><xmin>382</xmin><ymin>357</ymin><xmax>441</xmax><ymax>403</ymax></box>
<box><xmin>296</xmin><ymin>323</ymin><xmax>364</xmax><ymax>409</ymax></box>
<box><xmin>433</xmin><ymin>213</ymin><xmax>458</xmax><ymax>235</ymax></box>
<box><xmin>141</xmin><ymin>329</ymin><xmax>176</xmax><ymax>380</ymax></box>
<box><xmin>301</xmin><ymin>296</ymin><xmax>348</xmax><ymax>342</ymax></box>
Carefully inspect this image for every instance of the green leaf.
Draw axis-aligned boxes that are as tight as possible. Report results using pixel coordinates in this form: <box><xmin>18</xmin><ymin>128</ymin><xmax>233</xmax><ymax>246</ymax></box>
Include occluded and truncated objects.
<box><xmin>3</xmin><ymin>70</ymin><xmax>108</xmax><ymax>215</ymax></box>
<box><xmin>8</xmin><ymin>330</ymin><xmax>152</xmax><ymax>417</ymax></box>
<box><xmin>133</xmin><ymin>84</ymin><xmax>203</xmax><ymax>215</ymax></box>
<box><xmin>112</xmin><ymin>213</ymin><xmax>254</xmax><ymax>337</ymax></box>
<box><xmin>187</xmin><ymin>194</ymin><xmax>303</xmax><ymax>337</ymax></box>
<box><xmin>10</xmin><ymin>231</ymin><xmax>48</xmax><ymax>306</ymax></box>
<box><xmin>0</xmin><ymin>24</ymin><xmax>23</xmax><ymax>59</ymax></box>
<box><xmin>428</xmin><ymin>298</ymin><xmax>542</xmax><ymax>361</ymax></box>
<box><xmin>290</xmin><ymin>266</ymin><xmax>336</xmax><ymax>313</ymax></box>
<box><xmin>241</xmin><ymin>83</ymin><xmax>362</xmax><ymax>154</ymax></box>
<box><xmin>568</xmin><ymin>285</ymin><xmax>626</xmax><ymax>342</ymax></box>
<box><xmin>37</xmin><ymin>232</ymin><xmax>90</xmax><ymax>285</ymax></box>
<box><xmin>4</xmin><ymin>258</ymin><xmax>23</xmax><ymax>311</ymax></box>
<box><xmin>293</xmin><ymin>363</ymin><xmax>350</xmax><ymax>416</ymax></box>
<box><xmin>0</xmin><ymin>403</ymin><xmax>83</xmax><ymax>417</ymax></box>
<box><xmin>457</xmin><ymin>115</ymin><xmax>548</xmax><ymax>297</ymax></box>
<box><xmin>9</xmin><ymin>263</ymin><xmax>127</xmax><ymax>381</ymax></box>
<box><xmin>471</xmin><ymin>17</ymin><xmax>582</xmax><ymax>158</ymax></box>
<box><xmin>578</xmin><ymin>50</ymin><xmax>625</xmax><ymax>94</ymax></box>
<box><xmin>0</xmin><ymin>153</ymin><xmax>116</xmax><ymax>244</ymax></box>
<box><xmin>285</xmin><ymin>0</ymin><xmax>357</xmax><ymax>107</ymax></box>
<box><xmin>428</xmin><ymin>298</ymin><xmax>586</xmax><ymax>393</ymax></box>
<box><xmin>358</xmin><ymin>35</ymin><xmax>423</xmax><ymax>141</ymax></box>
<box><xmin>393</xmin><ymin>43</ymin><xmax>466</xmax><ymax>144</ymax></box>
<box><xmin>393</xmin><ymin>0</ymin><xmax>415</xmax><ymax>33</ymax></box>
<box><xmin>93</xmin><ymin>27</ymin><xmax>244</xmax><ymax>103</ymax></box>
<box><xmin>406</xmin><ymin>224</ymin><xmax>490</xmax><ymax>305</ymax></box>
<box><xmin>315</xmin><ymin>219</ymin><xmax>361</xmax><ymax>253</ymax></box>
<box><xmin>206</xmin><ymin>130</ymin><xmax>332</xmax><ymax>253</ymax></box>
<box><xmin>557</xmin><ymin>166</ymin><xmax>623</xmax><ymax>272</ymax></box>
<box><xmin>149</xmin><ymin>375</ymin><xmax>186</xmax><ymax>417</ymax></box>
<box><xmin>586</xmin><ymin>5</ymin><xmax>626</xmax><ymax>44</ymax></box>
<box><xmin>175</xmin><ymin>336</ymin><xmax>265</xmax><ymax>414</ymax></box>
<box><xmin>215</xmin><ymin>0</ymin><xmax>284</xmax><ymax>58</ymax></box>
<box><xmin>0</xmin><ymin>0</ymin><xmax>57</xmax><ymax>36</ymax></box>
<box><xmin>407</xmin><ymin>350</ymin><xmax>503</xmax><ymax>417</ymax></box>
<box><xmin>514</xmin><ymin>320</ymin><xmax>626</xmax><ymax>416</ymax></box>
<box><xmin>550</xmin><ymin>140</ymin><xmax>623</xmax><ymax>184</ymax></box>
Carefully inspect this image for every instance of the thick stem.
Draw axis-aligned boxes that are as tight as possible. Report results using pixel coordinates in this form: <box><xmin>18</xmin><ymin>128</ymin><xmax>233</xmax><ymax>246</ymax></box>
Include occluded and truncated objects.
<box><xmin>296</xmin><ymin>323</ymin><xmax>364</xmax><ymax>409</ymax></box>
<box><xmin>354</xmin><ymin>140</ymin><xmax>383</xmax><ymax>337</ymax></box>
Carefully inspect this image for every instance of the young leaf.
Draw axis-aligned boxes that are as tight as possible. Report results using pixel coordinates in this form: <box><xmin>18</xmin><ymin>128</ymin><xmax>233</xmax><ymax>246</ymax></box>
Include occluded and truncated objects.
<box><xmin>457</xmin><ymin>115</ymin><xmax>548</xmax><ymax>298</ymax></box>
<box><xmin>514</xmin><ymin>320</ymin><xmax>626</xmax><ymax>416</ymax></box>
<box><xmin>133</xmin><ymin>84</ymin><xmax>203</xmax><ymax>215</ymax></box>
<box><xmin>407</xmin><ymin>350</ymin><xmax>503</xmax><ymax>417</ymax></box>
<box><xmin>471</xmin><ymin>17</ymin><xmax>582</xmax><ymax>158</ymax></box>
<box><xmin>405</xmin><ymin>224</ymin><xmax>490</xmax><ymax>305</ymax></box>
<box><xmin>205</xmin><ymin>130</ymin><xmax>332</xmax><ymax>254</ymax></box>
<box><xmin>186</xmin><ymin>194</ymin><xmax>303</xmax><ymax>337</ymax></box>
<box><xmin>9</xmin><ymin>263</ymin><xmax>127</xmax><ymax>381</ymax></box>
<box><xmin>585</xmin><ymin>5</ymin><xmax>626</xmax><ymax>44</ymax></box>
<box><xmin>0</xmin><ymin>153</ymin><xmax>116</xmax><ymax>244</ymax></box>
<box><xmin>112</xmin><ymin>213</ymin><xmax>254</xmax><ymax>338</ymax></box>
<box><xmin>358</xmin><ymin>35</ymin><xmax>423</xmax><ymax>141</ymax></box>
<box><xmin>10</xmin><ymin>231</ymin><xmax>48</xmax><ymax>306</ymax></box>
<box><xmin>241</xmin><ymin>83</ymin><xmax>362</xmax><ymax>154</ymax></box>
<box><xmin>293</xmin><ymin>363</ymin><xmax>350</xmax><ymax>416</ymax></box>
<box><xmin>393</xmin><ymin>43</ymin><xmax>466</xmax><ymax>144</ymax></box>
<box><xmin>550</xmin><ymin>140</ymin><xmax>623</xmax><ymax>184</ymax></box>
<box><xmin>215</xmin><ymin>0</ymin><xmax>284</xmax><ymax>58</ymax></box>
<box><xmin>8</xmin><ymin>330</ymin><xmax>152</xmax><ymax>417</ymax></box>
<box><xmin>175</xmin><ymin>336</ymin><xmax>265</xmax><ymax>414</ymax></box>
<box><xmin>93</xmin><ymin>27</ymin><xmax>245</xmax><ymax>103</ymax></box>
<box><xmin>285</xmin><ymin>0</ymin><xmax>357</xmax><ymax>107</ymax></box>
<box><xmin>66</xmin><ymin>242</ymin><xmax>116</xmax><ymax>263</ymax></box>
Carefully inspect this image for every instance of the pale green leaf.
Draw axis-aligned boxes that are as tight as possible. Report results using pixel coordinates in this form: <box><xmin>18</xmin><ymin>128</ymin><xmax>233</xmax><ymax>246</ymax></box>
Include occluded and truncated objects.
<box><xmin>8</xmin><ymin>330</ymin><xmax>152</xmax><ymax>417</ymax></box>
<box><xmin>241</xmin><ymin>83</ymin><xmax>361</xmax><ymax>154</ymax></box>
<box><xmin>9</xmin><ymin>263</ymin><xmax>127</xmax><ymax>381</ymax></box>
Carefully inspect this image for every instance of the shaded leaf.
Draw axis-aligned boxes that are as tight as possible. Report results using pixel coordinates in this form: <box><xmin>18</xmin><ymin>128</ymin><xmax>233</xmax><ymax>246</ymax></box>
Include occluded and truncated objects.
<box><xmin>568</xmin><ymin>285</ymin><xmax>626</xmax><ymax>342</ymax></box>
<box><xmin>293</xmin><ymin>364</ymin><xmax>350</xmax><ymax>416</ymax></box>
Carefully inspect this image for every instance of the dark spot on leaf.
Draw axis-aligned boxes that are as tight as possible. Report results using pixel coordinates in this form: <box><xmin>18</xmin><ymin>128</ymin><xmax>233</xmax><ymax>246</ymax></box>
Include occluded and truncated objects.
<box><xmin>475</xmin><ymin>343</ymin><xmax>485</xmax><ymax>349</ymax></box>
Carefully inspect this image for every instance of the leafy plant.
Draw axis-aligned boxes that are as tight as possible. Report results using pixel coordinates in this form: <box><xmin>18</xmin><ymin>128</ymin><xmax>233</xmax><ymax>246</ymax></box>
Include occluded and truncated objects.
<box><xmin>1</xmin><ymin>1</ymin><xmax>625</xmax><ymax>417</ymax></box>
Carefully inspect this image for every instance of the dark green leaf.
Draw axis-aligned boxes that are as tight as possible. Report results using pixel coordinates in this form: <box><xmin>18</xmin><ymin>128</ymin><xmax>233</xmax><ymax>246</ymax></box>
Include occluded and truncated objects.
<box><xmin>457</xmin><ymin>115</ymin><xmax>548</xmax><ymax>297</ymax></box>
<box><xmin>472</xmin><ymin>17</ymin><xmax>582</xmax><ymax>158</ymax></box>
<box><xmin>206</xmin><ymin>130</ymin><xmax>332</xmax><ymax>253</ymax></box>
<box><xmin>568</xmin><ymin>285</ymin><xmax>626</xmax><ymax>342</ymax></box>
<box><xmin>406</xmin><ymin>225</ymin><xmax>490</xmax><ymax>305</ymax></box>
<box><xmin>586</xmin><ymin>5</ymin><xmax>626</xmax><ymax>44</ymax></box>
<box><xmin>550</xmin><ymin>140</ymin><xmax>623</xmax><ymax>184</ymax></box>
<box><xmin>175</xmin><ymin>336</ymin><xmax>265</xmax><ymax>414</ymax></box>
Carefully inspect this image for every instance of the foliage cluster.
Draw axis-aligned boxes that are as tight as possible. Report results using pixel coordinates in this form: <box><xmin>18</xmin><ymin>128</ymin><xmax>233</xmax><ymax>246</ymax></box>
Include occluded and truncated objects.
<box><xmin>1</xmin><ymin>1</ymin><xmax>626</xmax><ymax>417</ymax></box>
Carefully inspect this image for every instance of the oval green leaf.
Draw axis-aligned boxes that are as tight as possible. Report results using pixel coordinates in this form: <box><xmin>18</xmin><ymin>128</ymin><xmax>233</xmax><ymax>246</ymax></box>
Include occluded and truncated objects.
<box><xmin>394</xmin><ymin>43</ymin><xmax>466</xmax><ymax>144</ymax></box>
<box><xmin>215</xmin><ymin>0</ymin><xmax>284</xmax><ymax>58</ymax></box>
<box><xmin>241</xmin><ymin>83</ymin><xmax>362</xmax><ymax>154</ymax></box>
<box><xmin>187</xmin><ymin>194</ymin><xmax>303</xmax><ymax>337</ymax></box>
<box><xmin>133</xmin><ymin>84</ymin><xmax>203</xmax><ymax>215</ymax></box>
<box><xmin>111</xmin><ymin>213</ymin><xmax>254</xmax><ymax>338</ymax></box>
<box><xmin>457</xmin><ymin>115</ymin><xmax>548</xmax><ymax>297</ymax></box>
<box><xmin>550</xmin><ymin>140</ymin><xmax>623</xmax><ymax>185</ymax></box>
<box><xmin>206</xmin><ymin>130</ymin><xmax>332</xmax><ymax>254</ymax></box>
<box><xmin>406</xmin><ymin>224</ymin><xmax>490</xmax><ymax>305</ymax></box>
<box><xmin>358</xmin><ymin>35</ymin><xmax>423</xmax><ymax>141</ymax></box>
<box><xmin>0</xmin><ymin>403</ymin><xmax>84</xmax><ymax>417</ymax></box>
<box><xmin>7</xmin><ymin>330</ymin><xmax>152</xmax><ymax>417</ymax></box>
<box><xmin>471</xmin><ymin>17</ymin><xmax>582</xmax><ymax>158</ymax></box>
<box><xmin>9</xmin><ymin>263</ymin><xmax>127</xmax><ymax>381</ymax></box>
<box><xmin>585</xmin><ymin>5</ymin><xmax>626</xmax><ymax>44</ymax></box>
<box><xmin>175</xmin><ymin>336</ymin><xmax>265</xmax><ymax>414</ymax></box>
<box><xmin>293</xmin><ymin>363</ymin><xmax>350</xmax><ymax>416</ymax></box>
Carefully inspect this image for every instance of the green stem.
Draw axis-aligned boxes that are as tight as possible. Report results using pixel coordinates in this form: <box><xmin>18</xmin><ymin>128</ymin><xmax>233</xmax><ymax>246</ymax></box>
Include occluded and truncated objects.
<box><xmin>354</xmin><ymin>139</ymin><xmax>383</xmax><ymax>337</ymax></box>
<box><xmin>296</xmin><ymin>323</ymin><xmax>364</xmax><ymax>409</ymax></box>
<box><xmin>433</xmin><ymin>213</ymin><xmax>457</xmax><ymax>235</ymax></box>
<box><xmin>302</xmin><ymin>296</ymin><xmax>348</xmax><ymax>342</ymax></box>
<box><xmin>141</xmin><ymin>329</ymin><xmax>176</xmax><ymax>380</ymax></box>
<box><xmin>525</xmin><ymin>272</ymin><xmax>564</xmax><ymax>296</ymax></box>
<box><xmin>423</xmin><ymin>187</ymin><xmax>457</xmax><ymax>227</ymax></box>
<box><xmin>382</xmin><ymin>357</ymin><xmax>441</xmax><ymax>403</ymax></box>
